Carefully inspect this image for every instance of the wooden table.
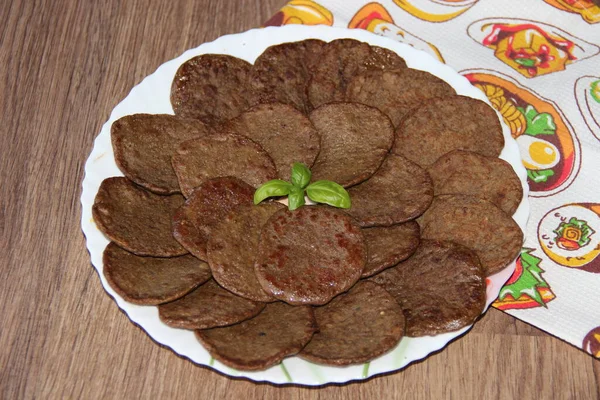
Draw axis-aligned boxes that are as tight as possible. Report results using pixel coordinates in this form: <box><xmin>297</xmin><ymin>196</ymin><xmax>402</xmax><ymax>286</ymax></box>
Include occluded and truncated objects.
<box><xmin>2</xmin><ymin>1</ymin><xmax>599</xmax><ymax>398</ymax></box>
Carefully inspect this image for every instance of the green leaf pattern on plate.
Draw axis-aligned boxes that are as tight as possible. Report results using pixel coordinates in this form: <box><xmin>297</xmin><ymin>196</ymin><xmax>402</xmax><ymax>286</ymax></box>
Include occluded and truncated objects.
<box><xmin>280</xmin><ymin>362</ymin><xmax>293</xmax><ymax>383</ymax></box>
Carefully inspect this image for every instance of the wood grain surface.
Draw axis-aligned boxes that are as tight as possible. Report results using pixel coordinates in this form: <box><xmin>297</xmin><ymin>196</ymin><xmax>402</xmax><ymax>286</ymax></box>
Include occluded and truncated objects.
<box><xmin>1</xmin><ymin>0</ymin><xmax>599</xmax><ymax>399</ymax></box>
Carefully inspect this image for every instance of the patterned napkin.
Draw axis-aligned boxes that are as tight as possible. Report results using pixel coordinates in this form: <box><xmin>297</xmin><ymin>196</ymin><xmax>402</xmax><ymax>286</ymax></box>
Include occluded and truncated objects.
<box><xmin>265</xmin><ymin>0</ymin><xmax>600</xmax><ymax>358</ymax></box>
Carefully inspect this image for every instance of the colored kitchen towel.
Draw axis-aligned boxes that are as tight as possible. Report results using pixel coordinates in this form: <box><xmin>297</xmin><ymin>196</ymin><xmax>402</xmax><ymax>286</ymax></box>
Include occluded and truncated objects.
<box><xmin>265</xmin><ymin>0</ymin><xmax>600</xmax><ymax>358</ymax></box>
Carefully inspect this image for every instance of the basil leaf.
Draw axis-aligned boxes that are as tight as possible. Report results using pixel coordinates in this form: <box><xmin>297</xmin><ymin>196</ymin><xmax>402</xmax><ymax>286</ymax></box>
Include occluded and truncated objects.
<box><xmin>288</xmin><ymin>187</ymin><xmax>306</xmax><ymax>211</ymax></box>
<box><xmin>254</xmin><ymin>180</ymin><xmax>293</xmax><ymax>204</ymax></box>
<box><xmin>291</xmin><ymin>163</ymin><xmax>311</xmax><ymax>189</ymax></box>
<box><xmin>306</xmin><ymin>180</ymin><xmax>351</xmax><ymax>209</ymax></box>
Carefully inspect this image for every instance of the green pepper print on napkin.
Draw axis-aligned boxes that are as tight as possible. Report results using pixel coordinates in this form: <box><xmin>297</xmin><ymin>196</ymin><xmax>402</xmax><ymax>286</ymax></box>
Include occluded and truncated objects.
<box><xmin>518</xmin><ymin>104</ymin><xmax>556</xmax><ymax>136</ymax></box>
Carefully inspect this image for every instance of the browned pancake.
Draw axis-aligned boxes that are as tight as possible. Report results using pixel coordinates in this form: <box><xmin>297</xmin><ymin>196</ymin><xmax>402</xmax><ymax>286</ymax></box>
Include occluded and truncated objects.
<box><xmin>346</xmin><ymin>69</ymin><xmax>455</xmax><ymax>127</ymax></box>
<box><xmin>419</xmin><ymin>195</ymin><xmax>523</xmax><ymax>275</ymax></box>
<box><xmin>307</xmin><ymin>39</ymin><xmax>406</xmax><ymax>109</ymax></box>
<box><xmin>171</xmin><ymin>54</ymin><xmax>257</xmax><ymax>125</ymax></box>
<box><xmin>427</xmin><ymin>150</ymin><xmax>523</xmax><ymax>216</ymax></box>
<box><xmin>93</xmin><ymin>177</ymin><xmax>186</xmax><ymax>257</ymax></box>
<box><xmin>103</xmin><ymin>242</ymin><xmax>211</xmax><ymax>305</ymax></box>
<box><xmin>361</xmin><ymin>221</ymin><xmax>420</xmax><ymax>278</ymax></box>
<box><xmin>158</xmin><ymin>279</ymin><xmax>265</xmax><ymax>330</ymax></box>
<box><xmin>250</xmin><ymin>39</ymin><xmax>325</xmax><ymax>113</ymax></box>
<box><xmin>299</xmin><ymin>281</ymin><xmax>405</xmax><ymax>365</ymax></box>
<box><xmin>111</xmin><ymin>114</ymin><xmax>210</xmax><ymax>194</ymax></box>
<box><xmin>309</xmin><ymin>103</ymin><xmax>394</xmax><ymax>187</ymax></box>
<box><xmin>347</xmin><ymin>154</ymin><xmax>433</xmax><ymax>227</ymax></box>
<box><xmin>220</xmin><ymin>103</ymin><xmax>320</xmax><ymax>181</ymax></box>
<box><xmin>207</xmin><ymin>203</ymin><xmax>284</xmax><ymax>302</ymax></box>
<box><xmin>172</xmin><ymin>177</ymin><xmax>255</xmax><ymax>261</ymax></box>
<box><xmin>370</xmin><ymin>240</ymin><xmax>486</xmax><ymax>337</ymax></box>
<box><xmin>392</xmin><ymin>95</ymin><xmax>505</xmax><ymax>168</ymax></box>
<box><xmin>196</xmin><ymin>302</ymin><xmax>316</xmax><ymax>371</ymax></box>
<box><xmin>255</xmin><ymin>206</ymin><xmax>367</xmax><ymax>306</ymax></box>
<box><xmin>172</xmin><ymin>133</ymin><xmax>277</xmax><ymax>197</ymax></box>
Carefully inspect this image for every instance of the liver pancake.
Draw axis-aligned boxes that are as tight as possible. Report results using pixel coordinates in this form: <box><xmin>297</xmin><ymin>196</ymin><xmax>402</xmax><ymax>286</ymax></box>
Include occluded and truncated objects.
<box><xmin>419</xmin><ymin>195</ymin><xmax>523</xmax><ymax>275</ymax></box>
<box><xmin>172</xmin><ymin>133</ymin><xmax>276</xmax><ymax>198</ymax></box>
<box><xmin>111</xmin><ymin>114</ymin><xmax>210</xmax><ymax>194</ymax></box>
<box><xmin>92</xmin><ymin>177</ymin><xmax>186</xmax><ymax>257</ymax></box>
<box><xmin>299</xmin><ymin>281</ymin><xmax>405</xmax><ymax>365</ymax></box>
<box><xmin>392</xmin><ymin>95</ymin><xmax>504</xmax><ymax>168</ymax></box>
<box><xmin>346</xmin><ymin>69</ymin><xmax>455</xmax><ymax>127</ymax></box>
<box><xmin>369</xmin><ymin>240</ymin><xmax>486</xmax><ymax>337</ymax></box>
<box><xmin>195</xmin><ymin>302</ymin><xmax>316</xmax><ymax>371</ymax></box>
<box><xmin>171</xmin><ymin>54</ymin><xmax>257</xmax><ymax>125</ymax></box>
<box><xmin>250</xmin><ymin>39</ymin><xmax>325</xmax><ymax>113</ymax></box>
<box><xmin>427</xmin><ymin>150</ymin><xmax>523</xmax><ymax>216</ymax></box>
<box><xmin>347</xmin><ymin>154</ymin><xmax>433</xmax><ymax>227</ymax></box>
<box><xmin>307</xmin><ymin>39</ymin><xmax>406</xmax><ymax>109</ymax></box>
<box><xmin>172</xmin><ymin>177</ymin><xmax>254</xmax><ymax>261</ymax></box>
<box><xmin>361</xmin><ymin>221</ymin><xmax>420</xmax><ymax>278</ymax></box>
<box><xmin>309</xmin><ymin>103</ymin><xmax>394</xmax><ymax>188</ymax></box>
<box><xmin>158</xmin><ymin>279</ymin><xmax>265</xmax><ymax>330</ymax></box>
<box><xmin>255</xmin><ymin>206</ymin><xmax>367</xmax><ymax>306</ymax></box>
<box><xmin>207</xmin><ymin>203</ymin><xmax>284</xmax><ymax>302</ymax></box>
<box><xmin>221</xmin><ymin>103</ymin><xmax>320</xmax><ymax>181</ymax></box>
<box><xmin>103</xmin><ymin>242</ymin><xmax>211</xmax><ymax>305</ymax></box>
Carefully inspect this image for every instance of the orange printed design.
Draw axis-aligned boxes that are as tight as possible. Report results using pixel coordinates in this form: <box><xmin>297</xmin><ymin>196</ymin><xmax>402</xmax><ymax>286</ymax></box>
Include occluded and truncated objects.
<box><xmin>468</xmin><ymin>19</ymin><xmax>599</xmax><ymax>78</ymax></box>
<box><xmin>393</xmin><ymin>0</ymin><xmax>479</xmax><ymax>22</ymax></box>
<box><xmin>575</xmin><ymin>76</ymin><xmax>600</xmax><ymax>141</ymax></box>
<box><xmin>538</xmin><ymin>204</ymin><xmax>600</xmax><ymax>273</ymax></box>
<box><xmin>463</xmin><ymin>70</ymin><xmax>580</xmax><ymax>197</ymax></box>
<box><xmin>544</xmin><ymin>0</ymin><xmax>600</xmax><ymax>24</ymax></box>
<box><xmin>264</xmin><ymin>0</ymin><xmax>333</xmax><ymax>27</ymax></box>
<box><xmin>583</xmin><ymin>327</ymin><xmax>600</xmax><ymax>358</ymax></box>
<box><xmin>349</xmin><ymin>3</ymin><xmax>444</xmax><ymax>62</ymax></box>
<box><xmin>493</xmin><ymin>248</ymin><xmax>555</xmax><ymax>310</ymax></box>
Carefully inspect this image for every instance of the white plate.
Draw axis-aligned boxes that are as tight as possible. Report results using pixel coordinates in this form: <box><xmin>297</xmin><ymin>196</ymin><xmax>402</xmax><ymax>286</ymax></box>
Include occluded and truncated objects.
<box><xmin>81</xmin><ymin>25</ymin><xmax>530</xmax><ymax>386</ymax></box>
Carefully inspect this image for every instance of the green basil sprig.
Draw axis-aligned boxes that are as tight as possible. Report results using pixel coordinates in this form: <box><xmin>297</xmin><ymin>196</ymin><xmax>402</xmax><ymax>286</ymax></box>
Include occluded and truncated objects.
<box><xmin>254</xmin><ymin>163</ymin><xmax>351</xmax><ymax>211</ymax></box>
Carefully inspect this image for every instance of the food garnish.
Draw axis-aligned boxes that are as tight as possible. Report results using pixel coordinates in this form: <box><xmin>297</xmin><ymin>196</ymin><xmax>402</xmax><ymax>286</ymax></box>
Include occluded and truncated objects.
<box><xmin>254</xmin><ymin>163</ymin><xmax>351</xmax><ymax>210</ymax></box>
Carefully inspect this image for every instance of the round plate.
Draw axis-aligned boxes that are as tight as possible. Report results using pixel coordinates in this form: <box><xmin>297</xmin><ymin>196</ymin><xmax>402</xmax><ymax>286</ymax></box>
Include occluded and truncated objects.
<box><xmin>80</xmin><ymin>25</ymin><xmax>529</xmax><ymax>386</ymax></box>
